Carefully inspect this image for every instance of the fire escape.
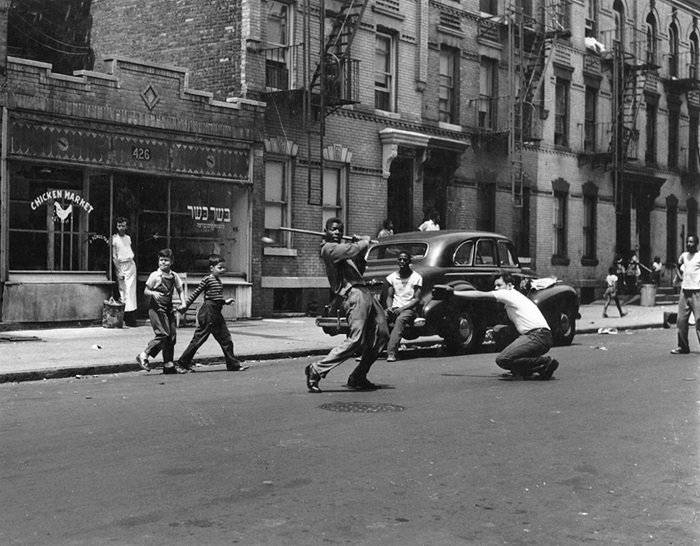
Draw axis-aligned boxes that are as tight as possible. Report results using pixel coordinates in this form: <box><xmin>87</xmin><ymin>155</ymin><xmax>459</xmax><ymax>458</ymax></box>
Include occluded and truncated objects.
<box><xmin>261</xmin><ymin>0</ymin><xmax>366</xmax><ymax>198</ymax></box>
<box><xmin>476</xmin><ymin>0</ymin><xmax>571</xmax><ymax>206</ymax></box>
<box><xmin>509</xmin><ymin>0</ymin><xmax>571</xmax><ymax>206</ymax></box>
<box><xmin>595</xmin><ymin>27</ymin><xmax>659</xmax><ymax>211</ymax></box>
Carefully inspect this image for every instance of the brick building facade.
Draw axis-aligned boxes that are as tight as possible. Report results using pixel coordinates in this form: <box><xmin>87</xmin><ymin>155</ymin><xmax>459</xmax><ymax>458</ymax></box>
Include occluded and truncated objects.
<box><xmin>0</xmin><ymin>2</ymin><xmax>264</xmax><ymax>323</ymax></box>
<box><xmin>1</xmin><ymin>0</ymin><xmax>698</xmax><ymax>322</ymax></box>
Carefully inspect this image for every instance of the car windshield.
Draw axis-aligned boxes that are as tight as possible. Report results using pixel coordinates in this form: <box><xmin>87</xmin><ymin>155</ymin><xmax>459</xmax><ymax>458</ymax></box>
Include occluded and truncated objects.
<box><xmin>367</xmin><ymin>242</ymin><xmax>428</xmax><ymax>261</ymax></box>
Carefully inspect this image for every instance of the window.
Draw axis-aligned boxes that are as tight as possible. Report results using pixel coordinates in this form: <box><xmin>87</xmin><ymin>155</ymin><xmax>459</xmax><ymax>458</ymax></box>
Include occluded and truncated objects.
<box><xmin>554</xmin><ymin>78</ymin><xmax>569</xmax><ymax>147</ymax></box>
<box><xmin>585</xmin><ymin>0</ymin><xmax>597</xmax><ymax>37</ymax></box>
<box><xmin>689</xmin><ymin>110</ymin><xmax>699</xmax><ymax>174</ymax></box>
<box><xmin>475</xmin><ymin>239</ymin><xmax>497</xmax><ymax>265</ymax></box>
<box><xmin>439</xmin><ymin>47</ymin><xmax>459</xmax><ymax>124</ymax></box>
<box><xmin>669</xmin><ymin>22</ymin><xmax>679</xmax><ymax>78</ymax></box>
<box><xmin>453</xmin><ymin>241</ymin><xmax>474</xmax><ymax>266</ymax></box>
<box><xmin>613</xmin><ymin>0</ymin><xmax>624</xmax><ymax>47</ymax></box>
<box><xmin>690</xmin><ymin>32</ymin><xmax>699</xmax><ymax>80</ymax></box>
<box><xmin>374</xmin><ymin>32</ymin><xmax>395</xmax><ymax>111</ymax></box>
<box><xmin>582</xmin><ymin>183</ymin><xmax>598</xmax><ymax>262</ymax></box>
<box><xmin>552</xmin><ymin>179</ymin><xmax>569</xmax><ymax>262</ymax></box>
<box><xmin>497</xmin><ymin>241</ymin><xmax>518</xmax><ymax>266</ymax></box>
<box><xmin>480</xmin><ymin>0</ymin><xmax>497</xmax><ymax>15</ymax></box>
<box><xmin>645</xmin><ymin>13</ymin><xmax>657</xmax><ymax>65</ymax></box>
<box><xmin>584</xmin><ymin>86</ymin><xmax>597</xmax><ymax>152</ymax></box>
<box><xmin>668</xmin><ymin>107</ymin><xmax>679</xmax><ymax>169</ymax></box>
<box><xmin>265</xmin><ymin>1</ymin><xmax>294</xmax><ymax>89</ymax></box>
<box><xmin>168</xmin><ymin>179</ymin><xmax>247</xmax><ymax>274</ymax></box>
<box><xmin>367</xmin><ymin>242</ymin><xmax>427</xmax><ymax>261</ymax></box>
<box><xmin>321</xmin><ymin>167</ymin><xmax>344</xmax><ymax>229</ymax></box>
<box><xmin>552</xmin><ymin>0</ymin><xmax>570</xmax><ymax>34</ymax></box>
<box><xmin>264</xmin><ymin>159</ymin><xmax>290</xmax><ymax>246</ymax></box>
<box><xmin>9</xmin><ymin>166</ymin><xmax>108</xmax><ymax>271</ymax></box>
<box><xmin>645</xmin><ymin>98</ymin><xmax>657</xmax><ymax>164</ymax></box>
<box><xmin>478</xmin><ymin>57</ymin><xmax>497</xmax><ymax>130</ymax></box>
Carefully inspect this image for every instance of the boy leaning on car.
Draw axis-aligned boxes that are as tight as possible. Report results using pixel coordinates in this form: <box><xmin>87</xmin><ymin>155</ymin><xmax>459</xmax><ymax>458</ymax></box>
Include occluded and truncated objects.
<box><xmin>385</xmin><ymin>252</ymin><xmax>423</xmax><ymax>362</ymax></box>
<box><xmin>432</xmin><ymin>273</ymin><xmax>559</xmax><ymax>380</ymax></box>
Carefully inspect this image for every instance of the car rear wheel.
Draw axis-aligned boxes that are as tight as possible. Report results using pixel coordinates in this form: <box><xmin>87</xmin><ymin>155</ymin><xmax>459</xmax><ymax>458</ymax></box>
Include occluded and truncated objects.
<box><xmin>550</xmin><ymin>306</ymin><xmax>576</xmax><ymax>346</ymax></box>
<box><xmin>442</xmin><ymin>309</ymin><xmax>484</xmax><ymax>353</ymax></box>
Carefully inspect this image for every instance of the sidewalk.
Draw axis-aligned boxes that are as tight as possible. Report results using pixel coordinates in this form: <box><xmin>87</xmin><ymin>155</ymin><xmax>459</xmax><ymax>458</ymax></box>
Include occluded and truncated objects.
<box><xmin>0</xmin><ymin>302</ymin><xmax>678</xmax><ymax>383</ymax></box>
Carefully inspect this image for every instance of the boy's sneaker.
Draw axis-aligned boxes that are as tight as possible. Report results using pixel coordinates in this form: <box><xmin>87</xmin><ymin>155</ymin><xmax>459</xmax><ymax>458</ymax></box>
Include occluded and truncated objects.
<box><xmin>386</xmin><ymin>353</ymin><xmax>397</xmax><ymax>362</ymax></box>
<box><xmin>163</xmin><ymin>363</ymin><xmax>187</xmax><ymax>374</ymax></box>
<box><xmin>136</xmin><ymin>353</ymin><xmax>150</xmax><ymax>371</ymax></box>
<box><xmin>226</xmin><ymin>360</ymin><xmax>249</xmax><ymax>371</ymax></box>
<box><xmin>305</xmin><ymin>364</ymin><xmax>322</xmax><ymax>393</ymax></box>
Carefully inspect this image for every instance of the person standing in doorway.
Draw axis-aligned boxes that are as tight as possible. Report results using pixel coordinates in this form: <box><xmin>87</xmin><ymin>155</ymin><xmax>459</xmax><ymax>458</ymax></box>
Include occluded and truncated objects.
<box><xmin>112</xmin><ymin>217</ymin><xmax>138</xmax><ymax>326</ymax></box>
<box><xmin>377</xmin><ymin>219</ymin><xmax>394</xmax><ymax>240</ymax></box>
<box><xmin>671</xmin><ymin>234</ymin><xmax>700</xmax><ymax>354</ymax></box>
<box><xmin>418</xmin><ymin>210</ymin><xmax>440</xmax><ymax>232</ymax></box>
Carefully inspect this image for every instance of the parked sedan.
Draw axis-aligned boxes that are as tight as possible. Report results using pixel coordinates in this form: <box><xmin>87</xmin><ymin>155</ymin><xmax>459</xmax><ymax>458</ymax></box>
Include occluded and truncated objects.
<box><xmin>316</xmin><ymin>230</ymin><xmax>580</xmax><ymax>352</ymax></box>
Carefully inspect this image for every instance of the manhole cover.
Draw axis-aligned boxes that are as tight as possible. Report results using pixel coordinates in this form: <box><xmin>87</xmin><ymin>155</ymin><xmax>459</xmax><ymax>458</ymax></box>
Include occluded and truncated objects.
<box><xmin>319</xmin><ymin>401</ymin><xmax>405</xmax><ymax>413</ymax></box>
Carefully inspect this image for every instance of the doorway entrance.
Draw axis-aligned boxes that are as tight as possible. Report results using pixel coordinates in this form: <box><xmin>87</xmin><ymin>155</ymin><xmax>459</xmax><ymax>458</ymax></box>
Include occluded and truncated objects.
<box><xmin>387</xmin><ymin>151</ymin><xmax>415</xmax><ymax>233</ymax></box>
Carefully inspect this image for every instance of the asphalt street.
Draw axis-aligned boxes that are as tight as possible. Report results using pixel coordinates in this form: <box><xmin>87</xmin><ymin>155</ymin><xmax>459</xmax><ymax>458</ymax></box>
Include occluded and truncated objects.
<box><xmin>2</xmin><ymin>327</ymin><xmax>698</xmax><ymax>545</ymax></box>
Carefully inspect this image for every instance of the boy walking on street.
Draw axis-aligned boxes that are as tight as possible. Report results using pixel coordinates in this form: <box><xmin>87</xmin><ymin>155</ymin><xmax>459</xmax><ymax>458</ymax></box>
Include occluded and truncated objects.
<box><xmin>177</xmin><ymin>254</ymin><xmax>248</xmax><ymax>372</ymax></box>
<box><xmin>603</xmin><ymin>266</ymin><xmax>627</xmax><ymax>318</ymax></box>
<box><xmin>136</xmin><ymin>248</ymin><xmax>185</xmax><ymax>374</ymax></box>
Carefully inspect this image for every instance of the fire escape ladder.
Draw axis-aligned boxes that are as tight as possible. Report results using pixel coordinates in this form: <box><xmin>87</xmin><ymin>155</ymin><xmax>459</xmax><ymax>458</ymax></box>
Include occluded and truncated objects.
<box><xmin>620</xmin><ymin>68</ymin><xmax>645</xmax><ymax>160</ymax></box>
<box><xmin>308</xmin><ymin>0</ymin><xmax>368</xmax><ymax>95</ymax></box>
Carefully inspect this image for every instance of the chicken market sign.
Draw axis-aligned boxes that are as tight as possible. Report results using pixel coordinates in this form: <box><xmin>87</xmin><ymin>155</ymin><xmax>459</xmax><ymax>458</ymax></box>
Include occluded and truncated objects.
<box><xmin>30</xmin><ymin>190</ymin><xmax>95</xmax><ymax>223</ymax></box>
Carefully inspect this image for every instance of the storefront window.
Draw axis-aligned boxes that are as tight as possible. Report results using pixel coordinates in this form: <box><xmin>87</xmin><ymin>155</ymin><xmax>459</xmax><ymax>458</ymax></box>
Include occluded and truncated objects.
<box><xmin>9</xmin><ymin>165</ymin><xmax>106</xmax><ymax>271</ymax></box>
<box><xmin>170</xmin><ymin>179</ymin><xmax>244</xmax><ymax>274</ymax></box>
<box><xmin>9</xmin><ymin>167</ymin><xmax>248</xmax><ymax>276</ymax></box>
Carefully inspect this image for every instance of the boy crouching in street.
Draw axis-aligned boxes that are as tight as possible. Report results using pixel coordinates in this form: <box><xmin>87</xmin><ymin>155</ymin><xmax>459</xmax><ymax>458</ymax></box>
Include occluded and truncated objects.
<box><xmin>176</xmin><ymin>254</ymin><xmax>248</xmax><ymax>372</ymax></box>
<box><xmin>136</xmin><ymin>248</ymin><xmax>186</xmax><ymax>374</ymax></box>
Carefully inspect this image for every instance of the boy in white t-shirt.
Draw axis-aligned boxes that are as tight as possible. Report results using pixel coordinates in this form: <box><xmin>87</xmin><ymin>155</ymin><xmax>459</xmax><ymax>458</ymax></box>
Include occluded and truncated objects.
<box><xmin>384</xmin><ymin>252</ymin><xmax>423</xmax><ymax>362</ymax></box>
<box><xmin>432</xmin><ymin>273</ymin><xmax>558</xmax><ymax>380</ymax></box>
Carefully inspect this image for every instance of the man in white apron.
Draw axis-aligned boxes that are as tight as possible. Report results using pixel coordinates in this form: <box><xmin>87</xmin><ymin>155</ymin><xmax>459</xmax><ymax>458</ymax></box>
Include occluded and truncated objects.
<box><xmin>112</xmin><ymin>217</ymin><xmax>138</xmax><ymax>326</ymax></box>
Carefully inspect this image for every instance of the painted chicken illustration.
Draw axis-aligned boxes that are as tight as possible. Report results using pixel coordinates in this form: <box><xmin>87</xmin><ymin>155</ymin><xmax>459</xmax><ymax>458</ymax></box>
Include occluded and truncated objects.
<box><xmin>54</xmin><ymin>202</ymin><xmax>72</xmax><ymax>223</ymax></box>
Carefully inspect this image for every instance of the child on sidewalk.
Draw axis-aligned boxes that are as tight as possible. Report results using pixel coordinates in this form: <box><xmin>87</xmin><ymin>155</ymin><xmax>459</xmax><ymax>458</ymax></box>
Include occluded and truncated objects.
<box><xmin>176</xmin><ymin>254</ymin><xmax>248</xmax><ymax>372</ymax></box>
<box><xmin>136</xmin><ymin>248</ymin><xmax>185</xmax><ymax>374</ymax></box>
<box><xmin>603</xmin><ymin>266</ymin><xmax>627</xmax><ymax>318</ymax></box>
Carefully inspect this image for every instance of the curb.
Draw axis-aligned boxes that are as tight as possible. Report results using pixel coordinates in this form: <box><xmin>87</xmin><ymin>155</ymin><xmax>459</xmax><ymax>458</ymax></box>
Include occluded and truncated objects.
<box><xmin>0</xmin><ymin>321</ymin><xmax>670</xmax><ymax>384</ymax></box>
<box><xmin>0</xmin><ymin>348</ymin><xmax>333</xmax><ymax>384</ymax></box>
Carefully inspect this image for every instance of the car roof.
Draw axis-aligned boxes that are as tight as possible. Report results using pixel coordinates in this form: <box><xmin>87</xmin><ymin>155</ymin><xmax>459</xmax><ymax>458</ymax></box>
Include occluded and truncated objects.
<box><xmin>372</xmin><ymin>230</ymin><xmax>511</xmax><ymax>244</ymax></box>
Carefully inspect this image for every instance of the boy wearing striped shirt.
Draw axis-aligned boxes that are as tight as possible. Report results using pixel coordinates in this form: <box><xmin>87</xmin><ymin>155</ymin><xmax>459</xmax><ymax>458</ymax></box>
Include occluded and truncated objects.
<box><xmin>176</xmin><ymin>254</ymin><xmax>248</xmax><ymax>372</ymax></box>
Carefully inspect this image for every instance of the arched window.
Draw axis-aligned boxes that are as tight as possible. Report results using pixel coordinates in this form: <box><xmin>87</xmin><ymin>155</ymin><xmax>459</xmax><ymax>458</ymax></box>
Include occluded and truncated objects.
<box><xmin>613</xmin><ymin>0</ymin><xmax>624</xmax><ymax>47</ymax></box>
<box><xmin>690</xmin><ymin>31</ymin><xmax>699</xmax><ymax>80</ymax></box>
<box><xmin>646</xmin><ymin>13</ymin><xmax>657</xmax><ymax>65</ymax></box>
<box><xmin>669</xmin><ymin>22</ymin><xmax>679</xmax><ymax>78</ymax></box>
